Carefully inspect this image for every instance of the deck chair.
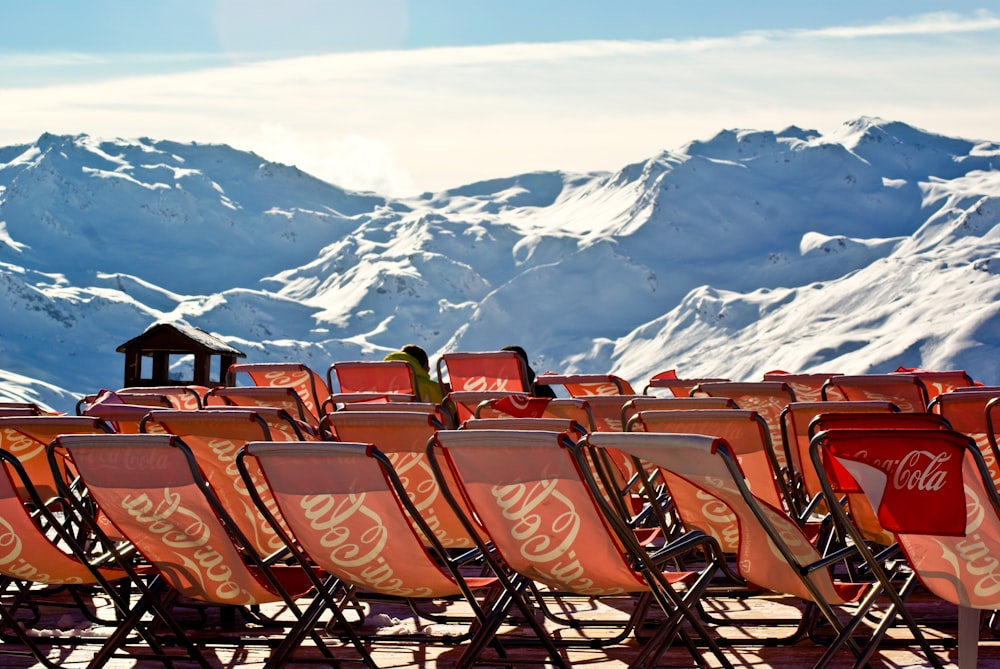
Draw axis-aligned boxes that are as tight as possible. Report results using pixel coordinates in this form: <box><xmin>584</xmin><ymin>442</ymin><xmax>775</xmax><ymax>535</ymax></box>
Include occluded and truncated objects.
<box><xmin>237</xmin><ymin>440</ymin><xmax>560</xmax><ymax>669</ymax></box>
<box><xmin>0</xmin><ymin>402</ymin><xmax>46</xmax><ymax>417</ymax></box>
<box><xmin>620</xmin><ymin>396</ymin><xmax>738</xmax><ymax>428</ymax></box>
<box><xmin>810</xmin><ymin>427</ymin><xmax>995</xmax><ymax>669</ymax></box>
<box><xmin>139</xmin><ymin>408</ymin><xmax>302</xmax><ymax>559</ymax></box>
<box><xmin>51</xmin><ymin>433</ymin><xmax>362</xmax><ymax>668</ymax></box>
<box><xmin>117</xmin><ymin>385</ymin><xmax>205</xmax><ymax>410</ymax></box>
<box><xmin>321</xmin><ymin>410</ymin><xmax>475</xmax><ymax>550</ymax></box>
<box><xmin>763</xmin><ymin>372</ymin><xmax>842</xmax><ymax>402</ymax></box>
<box><xmin>474</xmin><ymin>394</ymin><xmax>595</xmax><ymax>428</ymax></box>
<box><xmin>641</xmin><ymin>369</ymin><xmax>730</xmax><ymax>396</ymax></box>
<box><xmin>0</xmin><ymin>447</ymin><xmax>177</xmax><ymax>669</ymax></box>
<box><xmin>627</xmin><ymin>409</ymin><xmax>792</xmax><ymax>549</ymax></box>
<box><xmin>807</xmin><ymin>412</ymin><xmax>952</xmax><ymax>548</ymax></box>
<box><xmin>930</xmin><ymin>390</ymin><xmax>1000</xmax><ymax>489</ymax></box>
<box><xmin>690</xmin><ymin>381</ymin><xmax>797</xmax><ymax>471</ymax></box>
<box><xmin>893</xmin><ymin>367</ymin><xmax>976</xmax><ymax>401</ymax></box>
<box><xmin>535</xmin><ymin>372</ymin><xmax>635</xmax><ymax>396</ymax></box>
<box><xmin>821</xmin><ymin>374</ymin><xmax>930</xmax><ymax>412</ymax></box>
<box><xmin>226</xmin><ymin>361</ymin><xmax>329</xmax><ymax>422</ymax></box>
<box><xmin>0</xmin><ymin>415</ymin><xmax>114</xmax><ymax>503</ymax></box>
<box><xmin>204</xmin><ymin>386</ymin><xmax>319</xmax><ymax>430</ymax></box>
<box><xmin>339</xmin><ymin>399</ymin><xmax>456</xmax><ymax>429</ymax></box>
<box><xmin>326</xmin><ymin>360</ymin><xmax>419</xmax><ymax>406</ymax></box>
<box><xmin>778</xmin><ymin>401</ymin><xmax>899</xmax><ymax>518</ymax></box>
<box><xmin>591</xmin><ymin>430</ymin><xmax>889</xmax><ymax>659</ymax></box>
<box><xmin>428</xmin><ymin>429</ymin><xmax>734</xmax><ymax>668</ymax></box>
<box><xmin>437</xmin><ymin>350</ymin><xmax>529</xmax><ymax>393</ymax></box>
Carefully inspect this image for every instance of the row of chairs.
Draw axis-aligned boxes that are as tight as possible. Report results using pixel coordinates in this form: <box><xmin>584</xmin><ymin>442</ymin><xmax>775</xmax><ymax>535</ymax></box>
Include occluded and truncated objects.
<box><xmin>4</xmin><ymin>397</ymin><xmax>997</xmax><ymax>667</ymax></box>
<box><xmin>1</xmin><ymin>362</ymin><xmax>990</xmax><ymax>664</ymax></box>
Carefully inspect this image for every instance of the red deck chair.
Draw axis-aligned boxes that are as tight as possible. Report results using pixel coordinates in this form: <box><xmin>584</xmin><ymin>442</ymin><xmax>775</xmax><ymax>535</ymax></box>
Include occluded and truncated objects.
<box><xmin>204</xmin><ymin>386</ymin><xmax>319</xmax><ymax>430</ymax></box>
<box><xmin>691</xmin><ymin>381</ymin><xmax>797</xmax><ymax>470</ymax></box>
<box><xmin>595</xmin><ymin>430</ymin><xmax>932</xmax><ymax>664</ymax></box>
<box><xmin>821</xmin><ymin>373</ymin><xmax>930</xmax><ymax>412</ymax></box>
<box><xmin>429</xmin><ymin>429</ymin><xmax>733</xmax><ymax>668</ymax></box>
<box><xmin>322</xmin><ymin>410</ymin><xmax>476</xmax><ymax>550</ymax></box>
<box><xmin>930</xmin><ymin>390</ymin><xmax>1000</xmax><ymax>489</ymax></box>
<box><xmin>226</xmin><ymin>361</ymin><xmax>329</xmax><ymax>422</ymax></box>
<box><xmin>641</xmin><ymin>369</ymin><xmax>730</xmax><ymax>396</ymax></box>
<box><xmin>52</xmin><ymin>433</ymin><xmax>362</xmax><ymax>668</ymax></box>
<box><xmin>474</xmin><ymin>395</ymin><xmax>595</xmax><ymax>429</ymax></box>
<box><xmin>811</xmin><ymin>427</ymin><xmax>992</xmax><ymax>668</ymax></box>
<box><xmin>628</xmin><ymin>408</ymin><xmax>792</xmax><ymax>551</ymax></box>
<box><xmin>326</xmin><ymin>359</ymin><xmax>419</xmax><ymax>405</ymax></box>
<box><xmin>893</xmin><ymin>367</ymin><xmax>976</xmax><ymax>401</ymax></box>
<box><xmin>808</xmin><ymin>412</ymin><xmax>952</xmax><ymax>548</ymax></box>
<box><xmin>0</xmin><ymin>415</ymin><xmax>114</xmax><ymax>503</ymax></box>
<box><xmin>140</xmin><ymin>408</ymin><xmax>304</xmax><ymax>558</ymax></box>
<box><xmin>621</xmin><ymin>396</ymin><xmax>738</xmax><ymax>428</ymax></box>
<box><xmin>778</xmin><ymin>401</ymin><xmax>899</xmax><ymax>518</ymax></box>
<box><xmin>117</xmin><ymin>385</ymin><xmax>205</xmax><ymax>409</ymax></box>
<box><xmin>0</xmin><ymin>448</ymin><xmax>147</xmax><ymax>669</ymax></box>
<box><xmin>437</xmin><ymin>351</ymin><xmax>532</xmax><ymax>424</ymax></box>
<box><xmin>238</xmin><ymin>440</ymin><xmax>560</xmax><ymax>668</ymax></box>
<box><xmin>535</xmin><ymin>372</ymin><xmax>635</xmax><ymax>396</ymax></box>
<box><xmin>763</xmin><ymin>371</ymin><xmax>842</xmax><ymax>402</ymax></box>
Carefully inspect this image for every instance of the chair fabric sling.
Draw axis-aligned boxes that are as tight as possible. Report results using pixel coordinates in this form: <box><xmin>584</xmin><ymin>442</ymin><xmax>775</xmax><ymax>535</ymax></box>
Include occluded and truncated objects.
<box><xmin>204</xmin><ymin>386</ymin><xmax>319</xmax><ymax>429</ymax></box>
<box><xmin>139</xmin><ymin>408</ymin><xmax>298</xmax><ymax>558</ymax></box>
<box><xmin>806</xmin><ymin>411</ymin><xmax>952</xmax><ymax>546</ymax></box>
<box><xmin>811</xmin><ymin>427</ymin><xmax>995</xmax><ymax>669</ymax></box>
<box><xmin>690</xmin><ymin>381</ymin><xmax>797</xmax><ymax>470</ymax></box>
<box><xmin>326</xmin><ymin>359</ymin><xmax>419</xmax><ymax>405</ymax></box>
<box><xmin>117</xmin><ymin>385</ymin><xmax>205</xmax><ymax>409</ymax></box>
<box><xmin>821</xmin><ymin>373</ymin><xmax>930</xmax><ymax>412</ymax></box>
<box><xmin>762</xmin><ymin>372</ymin><xmax>842</xmax><ymax>402</ymax></box>
<box><xmin>641</xmin><ymin>369</ymin><xmax>730</xmax><ymax>396</ymax></box>
<box><xmin>590</xmin><ymin>430</ymin><xmax>877</xmax><ymax>661</ymax></box>
<box><xmin>322</xmin><ymin>410</ymin><xmax>477</xmax><ymax>549</ymax></box>
<box><xmin>0</xmin><ymin>449</ymin><xmax>139</xmax><ymax>669</ymax></box>
<box><xmin>226</xmin><ymin>361</ymin><xmax>329</xmax><ymax>422</ymax></box>
<box><xmin>0</xmin><ymin>415</ymin><xmax>114</xmax><ymax>503</ymax></box>
<box><xmin>628</xmin><ymin>408</ymin><xmax>791</xmax><ymax>547</ymax></box>
<box><xmin>437</xmin><ymin>350</ymin><xmax>529</xmax><ymax>394</ymax></box>
<box><xmin>51</xmin><ymin>433</ymin><xmax>359</xmax><ymax>668</ymax></box>
<box><xmin>534</xmin><ymin>372</ymin><xmax>635</xmax><ymax>396</ymax></box>
<box><xmin>778</xmin><ymin>400</ymin><xmax>899</xmax><ymax>518</ymax></box>
<box><xmin>474</xmin><ymin>395</ymin><xmax>595</xmax><ymax>430</ymax></box>
<box><xmin>428</xmin><ymin>428</ymin><xmax>734</xmax><ymax>669</ymax></box>
<box><xmin>929</xmin><ymin>390</ymin><xmax>1000</xmax><ymax>488</ymax></box>
<box><xmin>238</xmin><ymin>440</ymin><xmax>558</xmax><ymax>669</ymax></box>
<box><xmin>892</xmin><ymin>368</ymin><xmax>976</xmax><ymax>401</ymax></box>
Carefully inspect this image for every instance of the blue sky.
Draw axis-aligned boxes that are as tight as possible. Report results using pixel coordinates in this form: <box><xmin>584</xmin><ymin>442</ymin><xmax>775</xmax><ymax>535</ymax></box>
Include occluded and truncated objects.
<box><xmin>3</xmin><ymin>2</ymin><xmax>999</xmax><ymax>195</ymax></box>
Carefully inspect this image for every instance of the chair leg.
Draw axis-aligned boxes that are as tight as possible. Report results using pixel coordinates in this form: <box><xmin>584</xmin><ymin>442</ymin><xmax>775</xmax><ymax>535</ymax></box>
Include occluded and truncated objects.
<box><xmin>957</xmin><ymin>606</ymin><xmax>981</xmax><ymax>669</ymax></box>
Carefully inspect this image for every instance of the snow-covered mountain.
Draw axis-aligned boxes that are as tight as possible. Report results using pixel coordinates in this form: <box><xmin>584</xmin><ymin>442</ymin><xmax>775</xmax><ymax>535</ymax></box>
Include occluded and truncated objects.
<box><xmin>2</xmin><ymin>117</ymin><xmax>999</xmax><ymax>413</ymax></box>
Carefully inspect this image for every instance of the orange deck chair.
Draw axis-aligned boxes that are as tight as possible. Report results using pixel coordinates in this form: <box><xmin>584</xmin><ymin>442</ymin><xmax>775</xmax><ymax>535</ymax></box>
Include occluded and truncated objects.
<box><xmin>429</xmin><ymin>429</ymin><xmax>733</xmax><ymax>668</ymax></box>
<box><xmin>437</xmin><ymin>350</ymin><xmax>530</xmax><ymax>423</ymax></box>
<box><xmin>641</xmin><ymin>369</ymin><xmax>730</xmax><ymax>396</ymax></box>
<box><xmin>326</xmin><ymin>359</ymin><xmax>419</xmax><ymax>406</ymax></box>
<box><xmin>238</xmin><ymin>439</ymin><xmax>561</xmax><ymax>669</ymax></box>
<box><xmin>52</xmin><ymin>433</ymin><xmax>364</xmax><ymax>668</ymax></box>
<box><xmin>535</xmin><ymin>372</ymin><xmax>635</xmax><ymax>397</ymax></box>
<box><xmin>821</xmin><ymin>373</ymin><xmax>930</xmax><ymax>412</ymax></box>
<box><xmin>226</xmin><ymin>361</ymin><xmax>329</xmax><ymax>423</ymax></box>
<box><xmin>930</xmin><ymin>390</ymin><xmax>1000</xmax><ymax>489</ymax></box>
<box><xmin>763</xmin><ymin>371</ymin><xmax>842</xmax><ymax>402</ymax></box>
<box><xmin>811</xmin><ymin>427</ymin><xmax>993</xmax><ymax>669</ymax></box>
<box><xmin>140</xmin><ymin>408</ymin><xmax>307</xmax><ymax>559</ymax></box>
<box><xmin>593</xmin><ymin>430</ymin><xmax>929</xmax><ymax>663</ymax></box>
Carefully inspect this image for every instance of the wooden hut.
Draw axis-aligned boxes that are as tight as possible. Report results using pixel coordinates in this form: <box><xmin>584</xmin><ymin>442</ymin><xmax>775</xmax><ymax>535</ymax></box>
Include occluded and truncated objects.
<box><xmin>117</xmin><ymin>322</ymin><xmax>245</xmax><ymax>388</ymax></box>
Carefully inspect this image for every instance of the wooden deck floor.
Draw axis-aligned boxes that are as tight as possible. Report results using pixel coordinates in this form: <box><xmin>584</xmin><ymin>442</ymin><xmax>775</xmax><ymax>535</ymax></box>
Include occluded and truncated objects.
<box><xmin>5</xmin><ymin>584</ymin><xmax>1000</xmax><ymax>668</ymax></box>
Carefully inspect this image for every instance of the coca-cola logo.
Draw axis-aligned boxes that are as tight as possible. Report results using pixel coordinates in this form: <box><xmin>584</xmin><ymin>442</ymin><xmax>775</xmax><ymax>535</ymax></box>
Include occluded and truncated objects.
<box><xmin>853</xmin><ymin>448</ymin><xmax>951</xmax><ymax>491</ymax></box>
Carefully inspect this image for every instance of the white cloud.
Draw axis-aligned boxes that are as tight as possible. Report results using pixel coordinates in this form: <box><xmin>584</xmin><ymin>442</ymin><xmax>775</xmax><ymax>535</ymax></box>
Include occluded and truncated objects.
<box><xmin>1</xmin><ymin>11</ymin><xmax>998</xmax><ymax>196</ymax></box>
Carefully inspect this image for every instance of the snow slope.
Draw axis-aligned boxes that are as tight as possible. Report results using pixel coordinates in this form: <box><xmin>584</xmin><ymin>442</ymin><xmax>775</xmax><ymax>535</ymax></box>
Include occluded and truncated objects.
<box><xmin>1</xmin><ymin>117</ymin><xmax>998</xmax><ymax>412</ymax></box>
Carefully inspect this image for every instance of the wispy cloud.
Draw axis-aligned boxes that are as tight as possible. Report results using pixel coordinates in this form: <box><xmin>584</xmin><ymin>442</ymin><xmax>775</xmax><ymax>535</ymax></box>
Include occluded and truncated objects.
<box><xmin>2</xmin><ymin>11</ymin><xmax>998</xmax><ymax>196</ymax></box>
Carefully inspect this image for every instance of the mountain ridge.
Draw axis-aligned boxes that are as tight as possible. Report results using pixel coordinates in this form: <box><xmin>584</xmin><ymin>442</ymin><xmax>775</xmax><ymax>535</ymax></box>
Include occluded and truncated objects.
<box><xmin>2</xmin><ymin>117</ymin><xmax>999</xmax><ymax>412</ymax></box>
